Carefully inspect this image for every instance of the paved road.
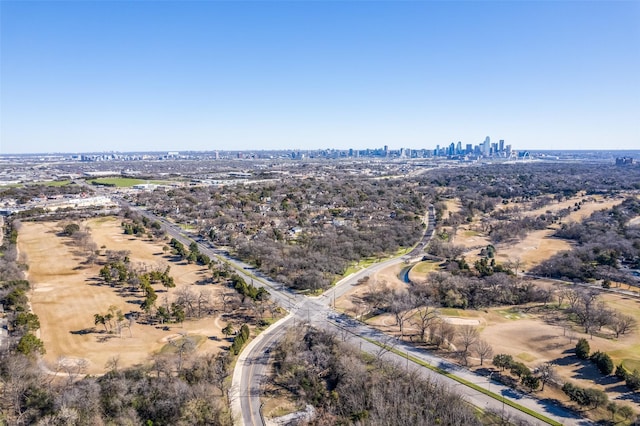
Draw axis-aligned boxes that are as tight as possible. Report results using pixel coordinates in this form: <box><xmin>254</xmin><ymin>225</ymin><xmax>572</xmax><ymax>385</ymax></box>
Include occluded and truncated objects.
<box><xmin>122</xmin><ymin>201</ymin><xmax>590</xmax><ymax>426</ymax></box>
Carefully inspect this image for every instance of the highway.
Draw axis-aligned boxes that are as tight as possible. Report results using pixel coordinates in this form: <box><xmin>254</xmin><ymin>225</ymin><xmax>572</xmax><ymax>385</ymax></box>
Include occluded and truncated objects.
<box><xmin>123</xmin><ymin>202</ymin><xmax>589</xmax><ymax>426</ymax></box>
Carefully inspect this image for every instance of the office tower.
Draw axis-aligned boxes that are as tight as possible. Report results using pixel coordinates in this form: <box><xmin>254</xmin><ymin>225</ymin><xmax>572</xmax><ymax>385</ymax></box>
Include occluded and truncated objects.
<box><xmin>499</xmin><ymin>139</ymin><xmax>505</xmax><ymax>152</ymax></box>
<box><xmin>483</xmin><ymin>136</ymin><xmax>490</xmax><ymax>156</ymax></box>
<box><xmin>466</xmin><ymin>144</ymin><xmax>472</xmax><ymax>154</ymax></box>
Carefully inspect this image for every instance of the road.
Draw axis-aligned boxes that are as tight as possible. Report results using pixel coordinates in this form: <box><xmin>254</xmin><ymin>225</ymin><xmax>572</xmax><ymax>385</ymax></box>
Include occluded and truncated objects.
<box><xmin>122</xmin><ymin>201</ymin><xmax>589</xmax><ymax>426</ymax></box>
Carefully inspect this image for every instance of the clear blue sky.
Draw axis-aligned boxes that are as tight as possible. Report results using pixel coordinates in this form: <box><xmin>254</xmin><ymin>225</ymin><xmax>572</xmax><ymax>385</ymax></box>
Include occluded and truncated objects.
<box><xmin>1</xmin><ymin>1</ymin><xmax>639</xmax><ymax>154</ymax></box>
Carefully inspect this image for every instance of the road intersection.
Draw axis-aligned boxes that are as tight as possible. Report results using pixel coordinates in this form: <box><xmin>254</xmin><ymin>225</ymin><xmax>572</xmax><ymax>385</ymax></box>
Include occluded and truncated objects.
<box><xmin>125</xmin><ymin>201</ymin><xmax>590</xmax><ymax>426</ymax></box>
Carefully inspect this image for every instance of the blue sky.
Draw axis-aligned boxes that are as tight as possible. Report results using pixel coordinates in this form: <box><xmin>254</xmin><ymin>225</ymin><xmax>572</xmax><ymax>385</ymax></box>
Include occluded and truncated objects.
<box><xmin>1</xmin><ymin>1</ymin><xmax>639</xmax><ymax>154</ymax></box>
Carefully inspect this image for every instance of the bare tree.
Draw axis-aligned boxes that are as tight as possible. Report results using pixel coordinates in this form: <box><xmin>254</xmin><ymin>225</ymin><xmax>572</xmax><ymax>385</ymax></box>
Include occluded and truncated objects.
<box><xmin>389</xmin><ymin>289</ymin><xmax>416</xmax><ymax>340</ymax></box>
<box><xmin>410</xmin><ymin>305</ymin><xmax>438</xmax><ymax>343</ymax></box>
<box><xmin>105</xmin><ymin>355</ymin><xmax>120</xmax><ymax>374</ymax></box>
<box><xmin>433</xmin><ymin>320</ymin><xmax>455</xmax><ymax>349</ymax></box>
<box><xmin>171</xmin><ymin>333</ymin><xmax>196</xmax><ymax>373</ymax></box>
<box><xmin>457</xmin><ymin>325</ymin><xmax>479</xmax><ymax>366</ymax></box>
<box><xmin>537</xmin><ymin>362</ymin><xmax>558</xmax><ymax>391</ymax></box>
<box><xmin>196</xmin><ymin>290</ymin><xmax>211</xmax><ymax>318</ymax></box>
<box><xmin>611</xmin><ymin>313</ymin><xmax>637</xmax><ymax>338</ymax></box>
<box><xmin>474</xmin><ymin>339</ymin><xmax>493</xmax><ymax>366</ymax></box>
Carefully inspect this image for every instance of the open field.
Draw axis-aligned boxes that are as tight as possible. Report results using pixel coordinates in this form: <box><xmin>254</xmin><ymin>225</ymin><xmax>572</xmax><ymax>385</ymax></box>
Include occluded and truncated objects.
<box><xmin>87</xmin><ymin>177</ymin><xmax>147</xmax><ymax>187</ymax></box>
<box><xmin>18</xmin><ymin>217</ymin><xmax>231</xmax><ymax>374</ymax></box>
<box><xmin>448</xmin><ymin>194</ymin><xmax>625</xmax><ymax>270</ymax></box>
<box><xmin>408</xmin><ymin>260</ymin><xmax>439</xmax><ymax>282</ymax></box>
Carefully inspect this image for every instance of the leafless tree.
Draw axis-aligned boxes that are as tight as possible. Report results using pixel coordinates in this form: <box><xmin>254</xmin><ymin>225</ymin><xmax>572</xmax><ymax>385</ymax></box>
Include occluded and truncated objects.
<box><xmin>611</xmin><ymin>313</ymin><xmax>637</xmax><ymax>338</ymax></box>
<box><xmin>536</xmin><ymin>362</ymin><xmax>558</xmax><ymax>391</ymax></box>
<box><xmin>410</xmin><ymin>305</ymin><xmax>438</xmax><ymax>343</ymax></box>
<box><xmin>457</xmin><ymin>325</ymin><xmax>479</xmax><ymax>366</ymax></box>
<box><xmin>105</xmin><ymin>355</ymin><xmax>120</xmax><ymax>374</ymax></box>
<box><xmin>474</xmin><ymin>339</ymin><xmax>493</xmax><ymax>366</ymax></box>
<box><xmin>433</xmin><ymin>320</ymin><xmax>455</xmax><ymax>349</ymax></box>
<box><xmin>389</xmin><ymin>289</ymin><xmax>416</xmax><ymax>339</ymax></box>
<box><xmin>171</xmin><ymin>333</ymin><xmax>196</xmax><ymax>373</ymax></box>
<box><xmin>196</xmin><ymin>290</ymin><xmax>211</xmax><ymax>318</ymax></box>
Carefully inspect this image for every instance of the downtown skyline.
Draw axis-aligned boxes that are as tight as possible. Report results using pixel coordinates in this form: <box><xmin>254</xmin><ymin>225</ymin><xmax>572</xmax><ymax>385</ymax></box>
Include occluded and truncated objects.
<box><xmin>1</xmin><ymin>1</ymin><xmax>639</xmax><ymax>154</ymax></box>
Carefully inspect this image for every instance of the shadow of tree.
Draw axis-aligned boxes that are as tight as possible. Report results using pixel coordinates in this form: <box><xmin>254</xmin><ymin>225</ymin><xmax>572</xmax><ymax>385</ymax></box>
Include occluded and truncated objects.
<box><xmin>553</xmin><ymin>354</ymin><xmax>579</xmax><ymax>367</ymax></box>
<box><xmin>70</xmin><ymin>327</ymin><xmax>96</xmax><ymax>335</ymax></box>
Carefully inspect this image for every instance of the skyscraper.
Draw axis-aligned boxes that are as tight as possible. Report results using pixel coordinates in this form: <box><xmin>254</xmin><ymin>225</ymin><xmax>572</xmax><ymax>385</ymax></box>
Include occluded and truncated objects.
<box><xmin>483</xmin><ymin>136</ymin><xmax>490</xmax><ymax>156</ymax></box>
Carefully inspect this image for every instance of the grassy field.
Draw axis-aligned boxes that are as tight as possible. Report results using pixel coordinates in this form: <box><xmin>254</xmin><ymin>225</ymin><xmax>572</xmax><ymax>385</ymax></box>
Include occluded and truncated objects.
<box><xmin>43</xmin><ymin>180</ymin><xmax>72</xmax><ymax>187</ymax></box>
<box><xmin>411</xmin><ymin>260</ymin><xmax>440</xmax><ymax>275</ymax></box>
<box><xmin>19</xmin><ymin>217</ymin><xmax>231</xmax><ymax>374</ymax></box>
<box><xmin>88</xmin><ymin>177</ymin><xmax>147</xmax><ymax>187</ymax></box>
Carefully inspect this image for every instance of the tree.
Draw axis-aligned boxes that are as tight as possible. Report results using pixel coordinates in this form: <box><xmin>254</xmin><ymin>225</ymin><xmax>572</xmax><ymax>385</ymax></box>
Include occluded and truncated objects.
<box><xmin>625</xmin><ymin>369</ymin><xmax>640</xmax><ymax>391</ymax></box>
<box><xmin>575</xmin><ymin>338</ymin><xmax>590</xmax><ymax>359</ymax></box>
<box><xmin>17</xmin><ymin>333</ymin><xmax>46</xmax><ymax>357</ymax></box>
<box><xmin>62</xmin><ymin>223</ymin><xmax>80</xmax><ymax>236</ymax></box>
<box><xmin>94</xmin><ymin>313</ymin><xmax>107</xmax><ymax>331</ymax></box>
<box><xmin>474</xmin><ymin>340</ymin><xmax>493</xmax><ymax>366</ymax></box>
<box><xmin>521</xmin><ymin>374</ymin><xmax>540</xmax><ymax>392</ymax></box>
<box><xmin>618</xmin><ymin>405</ymin><xmax>634</xmax><ymax>421</ymax></box>
<box><xmin>537</xmin><ymin>362</ymin><xmax>558</xmax><ymax>391</ymax></box>
<box><xmin>590</xmin><ymin>351</ymin><xmax>614</xmax><ymax>375</ymax></box>
<box><xmin>13</xmin><ymin>312</ymin><xmax>40</xmax><ymax>333</ymax></box>
<box><xmin>615</xmin><ymin>363</ymin><xmax>629</xmax><ymax>380</ymax></box>
<box><xmin>171</xmin><ymin>334</ymin><xmax>196</xmax><ymax>372</ymax></box>
<box><xmin>222</xmin><ymin>323</ymin><xmax>234</xmax><ymax>338</ymax></box>
<box><xmin>509</xmin><ymin>362</ymin><xmax>530</xmax><ymax>379</ymax></box>
<box><xmin>389</xmin><ymin>290</ymin><xmax>415</xmax><ymax>339</ymax></box>
<box><xmin>457</xmin><ymin>325</ymin><xmax>479</xmax><ymax>366</ymax></box>
<box><xmin>606</xmin><ymin>402</ymin><xmax>618</xmax><ymax>421</ymax></box>
<box><xmin>584</xmin><ymin>388</ymin><xmax>608</xmax><ymax>409</ymax></box>
<box><xmin>492</xmin><ymin>354</ymin><xmax>514</xmax><ymax>371</ymax></box>
<box><xmin>611</xmin><ymin>313</ymin><xmax>636</xmax><ymax>338</ymax></box>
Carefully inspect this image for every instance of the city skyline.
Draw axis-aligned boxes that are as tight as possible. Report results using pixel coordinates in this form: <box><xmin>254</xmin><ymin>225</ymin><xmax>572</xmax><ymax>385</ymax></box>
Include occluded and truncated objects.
<box><xmin>1</xmin><ymin>1</ymin><xmax>639</xmax><ymax>154</ymax></box>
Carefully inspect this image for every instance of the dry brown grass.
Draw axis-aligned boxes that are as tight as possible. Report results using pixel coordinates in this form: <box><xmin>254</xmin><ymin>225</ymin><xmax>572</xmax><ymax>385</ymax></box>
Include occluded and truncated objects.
<box><xmin>19</xmin><ymin>217</ymin><xmax>231</xmax><ymax>374</ymax></box>
<box><xmin>337</xmin><ymin>259</ymin><xmax>640</xmax><ymax>420</ymax></box>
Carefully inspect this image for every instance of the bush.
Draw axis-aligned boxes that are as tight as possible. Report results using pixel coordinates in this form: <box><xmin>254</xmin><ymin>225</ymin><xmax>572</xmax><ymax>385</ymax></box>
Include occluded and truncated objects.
<box><xmin>590</xmin><ymin>351</ymin><xmax>614</xmax><ymax>375</ymax></box>
<box><xmin>230</xmin><ymin>324</ymin><xmax>251</xmax><ymax>356</ymax></box>
<box><xmin>562</xmin><ymin>382</ymin><xmax>608</xmax><ymax>408</ymax></box>
<box><xmin>615</xmin><ymin>363</ymin><xmax>629</xmax><ymax>380</ymax></box>
<box><xmin>575</xmin><ymin>338</ymin><xmax>590</xmax><ymax>360</ymax></box>
<box><xmin>63</xmin><ymin>223</ymin><xmax>80</xmax><ymax>236</ymax></box>
<box><xmin>626</xmin><ymin>369</ymin><xmax>640</xmax><ymax>391</ymax></box>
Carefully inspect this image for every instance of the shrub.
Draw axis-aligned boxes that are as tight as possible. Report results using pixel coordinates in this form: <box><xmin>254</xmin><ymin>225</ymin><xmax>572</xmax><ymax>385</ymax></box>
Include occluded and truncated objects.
<box><xmin>590</xmin><ymin>351</ymin><xmax>614</xmax><ymax>375</ymax></box>
<box><xmin>575</xmin><ymin>338</ymin><xmax>590</xmax><ymax>360</ymax></box>
<box><xmin>562</xmin><ymin>382</ymin><xmax>608</xmax><ymax>408</ymax></box>
<box><xmin>626</xmin><ymin>369</ymin><xmax>640</xmax><ymax>391</ymax></box>
<box><xmin>615</xmin><ymin>363</ymin><xmax>629</xmax><ymax>380</ymax></box>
